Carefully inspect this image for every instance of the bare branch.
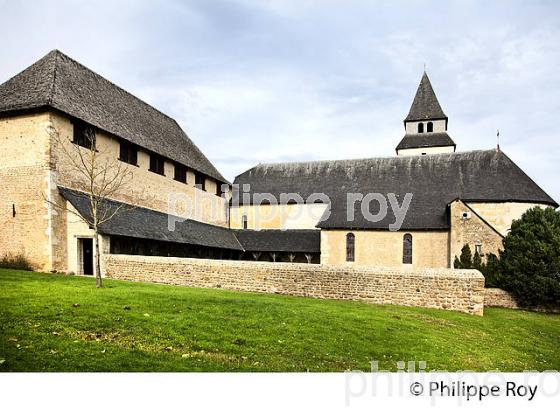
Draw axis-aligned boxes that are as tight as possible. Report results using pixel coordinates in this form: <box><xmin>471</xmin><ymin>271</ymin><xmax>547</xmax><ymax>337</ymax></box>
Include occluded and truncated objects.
<box><xmin>45</xmin><ymin>124</ymin><xmax>136</xmax><ymax>287</ymax></box>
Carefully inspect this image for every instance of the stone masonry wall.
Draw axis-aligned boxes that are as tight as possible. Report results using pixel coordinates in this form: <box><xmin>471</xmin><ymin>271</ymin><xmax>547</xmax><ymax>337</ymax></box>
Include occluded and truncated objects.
<box><xmin>483</xmin><ymin>288</ymin><xmax>518</xmax><ymax>309</ymax></box>
<box><xmin>449</xmin><ymin>199</ymin><xmax>504</xmax><ymax>266</ymax></box>
<box><xmin>103</xmin><ymin>254</ymin><xmax>485</xmax><ymax>315</ymax></box>
<box><xmin>49</xmin><ymin>111</ymin><xmax>229</xmax><ymax>227</ymax></box>
<box><xmin>466</xmin><ymin>202</ymin><xmax>551</xmax><ymax>237</ymax></box>
<box><xmin>0</xmin><ymin>113</ymin><xmax>53</xmax><ymax>271</ymax></box>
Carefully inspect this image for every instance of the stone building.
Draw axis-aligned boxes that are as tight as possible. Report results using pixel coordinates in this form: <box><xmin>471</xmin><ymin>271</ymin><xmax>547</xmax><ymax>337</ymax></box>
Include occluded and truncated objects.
<box><xmin>230</xmin><ymin>72</ymin><xmax>558</xmax><ymax>267</ymax></box>
<box><xmin>0</xmin><ymin>50</ymin><xmax>557</xmax><ymax>275</ymax></box>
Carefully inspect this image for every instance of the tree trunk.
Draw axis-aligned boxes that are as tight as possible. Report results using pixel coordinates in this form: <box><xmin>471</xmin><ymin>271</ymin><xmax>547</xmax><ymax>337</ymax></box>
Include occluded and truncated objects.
<box><xmin>94</xmin><ymin>229</ymin><xmax>102</xmax><ymax>288</ymax></box>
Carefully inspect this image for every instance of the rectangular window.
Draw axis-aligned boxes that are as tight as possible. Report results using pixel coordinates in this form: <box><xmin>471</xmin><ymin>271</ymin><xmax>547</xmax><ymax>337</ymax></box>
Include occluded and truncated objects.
<box><xmin>72</xmin><ymin>120</ymin><xmax>95</xmax><ymax>149</ymax></box>
<box><xmin>242</xmin><ymin>215</ymin><xmax>248</xmax><ymax>230</ymax></box>
<box><xmin>216</xmin><ymin>181</ymin><xmax>222</xmax><ymax>197</ymax></box>
<box><xmin>475</xmin><ymin>244</ymin><xmax>482</xmax><ymax>255</ymax></box>
<box><xmin>119</xmin><ymin>140</ymin><xmax>138</xmax><ymax>165</ymax></box>
<box><xmin>195</xmin><ymin>172</ymin><xmax>205</xmax><ymax>190</ymax></box>
<box><xmin>174</xmin><ymin>163</ymin><xmax>187</xmax><ymax>183</ymax></box>
<box><xmin>149</xmin><ymin>153</ymin><xmax>165</xmax><ymax>175</ymax></box>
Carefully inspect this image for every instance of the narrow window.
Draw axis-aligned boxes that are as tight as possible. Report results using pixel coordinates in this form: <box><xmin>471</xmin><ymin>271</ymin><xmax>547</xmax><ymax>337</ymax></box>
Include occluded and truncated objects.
<box><xmin>72</xmin><ymin>120</ymin><xmax>95</xmax><ymax>149</ymax></box>
<box><xmin>216</xmin><ymin>182</ymin><xmax>222</xmax><ymax>197</ymax></box>
<box><xmin>242</xmin><ymin>215</ymin><xmax>248</xmax><ymax>230</ymax></box>
<box><xmin>195</xmin><ymin>172</ymin><xmax>205</xmax><ymax>190</ymax></box>
<box><xmin>417</xmin><ymin>123</ymin><xmax>424</xmax><ymax>133</ymax></box>
<box><xmin>149</xmin><ymin>153</ymin><xmax>165</xmax><ymax>175</ymax></box>
<box><xmin>475</xmin><ymin>244</ymin><xmax>482</xmax><ymax>255</ymax></box>
<box><xmin>427</xmin><ymin>122</ymin><xmax>433</xmax><ymax>132</ymax></box>
<box><xmin>403</xmin><ymin>233</ymin><xmax>412</xmax><ymax>264</ymax></box>
<box><xmin>119</xmin><ymin>140</ymin><xmax>138</xmax><ymax>165</ymax></box>
<box><xmin>346</xmin><ymin>233</ymin><xmax>355</xmax><ymax>262</ymax></box>
<box><xmin>174</xmin><ymin>163</ymin><xmax>187</xmax><ymax>183</ymax></box>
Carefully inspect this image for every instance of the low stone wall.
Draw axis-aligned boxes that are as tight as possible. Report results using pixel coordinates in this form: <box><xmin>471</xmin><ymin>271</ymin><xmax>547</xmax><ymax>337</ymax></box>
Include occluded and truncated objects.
<box><xmin>103</xmin><ymin>255</ymin><xmax>485</xmax><ymax>315</ymax></box>
<box><xmin>484</xmin><ymin>288</ymin><xmax>518</xmax><ymax>309</ymax></box>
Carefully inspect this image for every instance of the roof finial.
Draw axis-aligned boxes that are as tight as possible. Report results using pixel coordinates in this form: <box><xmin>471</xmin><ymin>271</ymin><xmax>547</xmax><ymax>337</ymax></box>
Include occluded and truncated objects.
<box><xmin>496</xmin><ymin>129</ymin><xmax>500</xmax><ymax>151</ymax></box>
<box><xmin>423</xmin><ymin>62</ymin><xmax>426</xmax><ymax>72</ymax></box>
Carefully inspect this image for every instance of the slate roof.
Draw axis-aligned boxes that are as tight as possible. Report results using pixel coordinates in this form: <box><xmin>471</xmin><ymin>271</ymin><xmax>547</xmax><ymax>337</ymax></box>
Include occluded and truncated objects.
<box><xmin>405</xmin><ymin>72</ymin><xmax>447</xmax><ymax>122</ymax></box>
<box><xmin>234</xmin><ymin>230</ymin><xmax>321</xmax><ymax>253</ymax></box>
<box><xmin>59</xmin><ymin>187</ymin><xmax>320</xmax><ymax>253</ymax></box>
<box><xmin>233</xmin><ymin>150</ymin><xmax>558</xmax><ymax>230</ymax></box>
<box><xmin>0</xmin><ymin>50</ymin><xmax>227</xmax><ymax>184</ymax></box>
<box><xmin>58</xmin><ymin>187</ymin><xmax>242</xmax><ymax>250</ymax></box>
<box><xmin>396</xmin><ymin>132</ymin><xmax>456</xmax><ymax>151</ymax></box>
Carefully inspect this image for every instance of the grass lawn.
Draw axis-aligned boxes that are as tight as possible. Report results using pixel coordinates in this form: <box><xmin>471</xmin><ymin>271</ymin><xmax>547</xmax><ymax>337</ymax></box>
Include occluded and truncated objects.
<box><xmin>0</xmin><ymin>268</ymin><xmax>559</xmax><ymax>372</ymax></box>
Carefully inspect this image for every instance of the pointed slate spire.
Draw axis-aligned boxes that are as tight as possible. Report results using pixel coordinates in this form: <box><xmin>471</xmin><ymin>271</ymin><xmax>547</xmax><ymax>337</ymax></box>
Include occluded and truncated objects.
<box><xmin>404</xmin><ymin>72</ymin><xmax>447</xmax><ymax>122</ymax></box>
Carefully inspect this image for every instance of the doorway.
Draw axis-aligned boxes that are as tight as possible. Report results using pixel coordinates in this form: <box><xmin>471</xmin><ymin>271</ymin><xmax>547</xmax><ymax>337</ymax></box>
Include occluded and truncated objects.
<box><xmin>81</xmin><ymin>238</ymin><xmax>94</xmax><ymax>276</ymax></box>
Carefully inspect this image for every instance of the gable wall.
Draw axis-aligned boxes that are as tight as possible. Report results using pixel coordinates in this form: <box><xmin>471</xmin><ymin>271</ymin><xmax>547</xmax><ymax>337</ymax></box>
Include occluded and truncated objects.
<box><xmin>465</xmin><ymin>202</ymin><xmax>551</xmax><ymax>237</ymax></box>
<box><xmin>0</xmin><ymin>112</ymin><xmax>53</xmax><ymax>270</ymax></box>
<box><xmin>449</xmin><ymin>200</ymin><xmax>504</xmax><ymax>264</ymax></box>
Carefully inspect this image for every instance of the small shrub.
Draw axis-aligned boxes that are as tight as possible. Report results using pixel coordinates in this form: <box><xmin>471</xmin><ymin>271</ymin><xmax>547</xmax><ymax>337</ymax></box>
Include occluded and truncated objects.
<box><xmin>0</xmin><ymin>253</ymin><xmax>33</xmax><ymax>271</ymax></box>
<box><xmin>480</xmin><ymin>253</ymin><xmax>501</xmax><ymax>288</ymax></box>
<box><xmin>454</xmin><ymin>244</ymin><xmax>474</xmax><ymax>269</ymax></box>
<box><xmin>472</xmin><ymin>251</ymin><xmax>482</xmax><ymax>272</ymax></box>
<box><xmin>454</xmin><ymin>245</ymin><xmax>501</xmax><ymax>288</ymax></box>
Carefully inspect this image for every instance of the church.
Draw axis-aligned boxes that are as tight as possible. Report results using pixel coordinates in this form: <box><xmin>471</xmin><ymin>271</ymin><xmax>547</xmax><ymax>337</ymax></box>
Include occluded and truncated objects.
<box><xmin>0</xmin><ymin>50</ymin><xmax>556</xmax><ymax>275</ymax></box>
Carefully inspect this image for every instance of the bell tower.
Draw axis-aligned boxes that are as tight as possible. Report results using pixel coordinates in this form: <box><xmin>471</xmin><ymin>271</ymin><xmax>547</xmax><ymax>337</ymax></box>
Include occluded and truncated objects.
<box><xmin>396</xmin><ymin>72</ymin><xmax>456</xmax><ymax>156</ymax></box>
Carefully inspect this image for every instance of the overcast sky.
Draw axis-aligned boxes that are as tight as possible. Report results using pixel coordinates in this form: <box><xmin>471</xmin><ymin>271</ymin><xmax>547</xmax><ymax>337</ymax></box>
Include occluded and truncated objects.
<box><xmin>1</xmin><ymin>0</ymin><xmax>559</xmax><ymax>200</ymax></box>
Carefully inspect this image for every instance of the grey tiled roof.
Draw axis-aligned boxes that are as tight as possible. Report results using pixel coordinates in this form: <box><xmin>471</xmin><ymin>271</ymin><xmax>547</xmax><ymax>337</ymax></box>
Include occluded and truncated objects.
<box><xmin>59</xmin><ymin>187</ymin><xmax>321</xmax><ymax>253</ymax></box>
<box><xmin>234</xmin><ymin>229</ymin><xmax>321</xmax><ymax>253</ymax></box>
<box><xmin>234</xmin><ymin>150</ymin><xmax>558</xmax><ymax>230</ymax></box>
<box><xmin>58</xmin><ymin>187</ymin><xmax>242</xmax><ymax>250</ymax></box>
<box><xmin>405</xmin><ymin>72</ymin><xmax>447</xmax><ymax>122</ymax></box>
<box><xmin>0</xmin><ymin>50</ymin><xmax>227</xmax><ymax>183</ymax></box>
<box><xmin>396</xmin><ymin>132</ymin><xmax>456</xmax><ymax>151</ymax></box>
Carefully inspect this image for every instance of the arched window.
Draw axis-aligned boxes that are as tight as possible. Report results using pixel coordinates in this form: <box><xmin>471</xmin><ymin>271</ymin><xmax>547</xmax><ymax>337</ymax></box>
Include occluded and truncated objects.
<box><xmin>427</xmin><ymin>122</ymin><xmax>433</xmax><ymax>132</ymax></box>
<box><xmin>417</xmin><ymin>123</ymin><xmax>424</xmax><ymax>133</ymax></box>
<box><xmin>403</xmin><ymin>234</ymin><xmax>412</xmax><ymax>264</ymax></box>
<box><xmin>346</xmin><ymin>233</ymin><xmax>355</xmax><ymax>262</ymax></box>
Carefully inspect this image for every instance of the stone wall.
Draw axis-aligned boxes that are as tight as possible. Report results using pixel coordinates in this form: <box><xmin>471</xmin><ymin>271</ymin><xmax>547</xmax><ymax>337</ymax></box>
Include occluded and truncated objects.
<box><xmin>483</xmin><ymin>288</ymin><xmax>518</xmax><ymax>309</ymax></box>
<box><xmin>49</xmin><ymin>111</ymin><xmax>229</xmax><ymax>227</ymax></box>
<box><xmin>0</xmin><ymin>113</ymin><xmax>52</xmax><ymax>271</ymax></box>
<box><xmin>320</xmin><ymin>230</ymin><xmax>450</xmax><ymax>268</ymax></box>
<box><xmin>0</xmin><ymin>110</ymin><xmax>231</xmax><ymax>273</ymax></box>
<box><xmin>466</xmin><ymin>202</ymin><xmax>550</xmax><ymax>237</ymax></box>
<box><xmin>103</xmin><ymin>254</ymin><xmax>485</xmax><ymax>315</ymax></box>
<box><xmin>449</xmin><ymin>199</ymin><xmax>504</xmax><ymax>265</ymax></box>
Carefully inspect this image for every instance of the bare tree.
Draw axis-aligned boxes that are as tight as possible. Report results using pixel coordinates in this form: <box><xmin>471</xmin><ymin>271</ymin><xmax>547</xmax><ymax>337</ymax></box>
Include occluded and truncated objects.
<box><xmin>45</xmin><ymin>125</ymin><xmax>134</xmax><ymax>287</ymax></box>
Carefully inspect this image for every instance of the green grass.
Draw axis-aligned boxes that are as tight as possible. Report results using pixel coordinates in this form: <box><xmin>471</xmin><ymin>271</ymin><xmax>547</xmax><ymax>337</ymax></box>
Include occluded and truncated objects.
<box><xmin>0</xmin><ymin>268</ymin><xmax>559</xmax><ymax>372</ymax></box>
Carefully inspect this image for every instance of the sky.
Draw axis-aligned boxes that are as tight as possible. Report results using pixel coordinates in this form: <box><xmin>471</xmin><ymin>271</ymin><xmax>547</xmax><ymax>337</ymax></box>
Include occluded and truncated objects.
<box><xmin>1</xmin><ymin>0</ymin><xmax>559</xmax><ymax>200</ymax></box>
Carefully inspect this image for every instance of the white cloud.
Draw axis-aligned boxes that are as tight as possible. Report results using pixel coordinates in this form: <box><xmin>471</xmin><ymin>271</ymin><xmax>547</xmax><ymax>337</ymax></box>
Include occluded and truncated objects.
<box><xmin>0</xmin><ymin>0</ymin><xmax>558</xmax><ymax>199</ymax></box>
